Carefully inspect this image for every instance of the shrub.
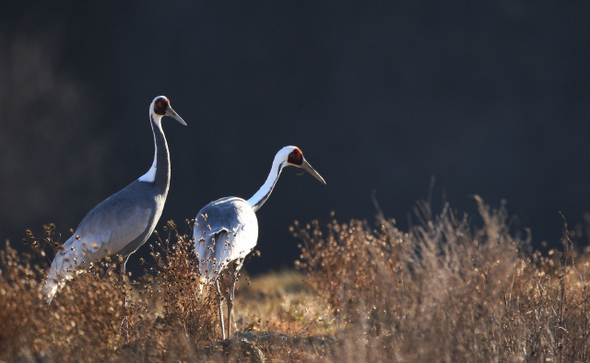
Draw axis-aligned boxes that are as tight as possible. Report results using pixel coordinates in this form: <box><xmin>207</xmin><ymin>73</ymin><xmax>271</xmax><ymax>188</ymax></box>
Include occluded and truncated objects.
<box><xmin>294</xmin><ymin>196</ymin><xmax>590</xmax><ymax>362</ymax></box>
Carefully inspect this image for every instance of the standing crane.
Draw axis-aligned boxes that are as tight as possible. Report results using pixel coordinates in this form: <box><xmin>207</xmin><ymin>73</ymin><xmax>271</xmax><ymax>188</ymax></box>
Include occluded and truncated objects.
<box><xmin>43</xmin><ymin>96</ymin><xmax>186</xmax><ymax>304</ymax></box>
<box><xmin>194</xmin><ymin>145</ymin><xmax>326</xmax><ymax>339</ymax></box>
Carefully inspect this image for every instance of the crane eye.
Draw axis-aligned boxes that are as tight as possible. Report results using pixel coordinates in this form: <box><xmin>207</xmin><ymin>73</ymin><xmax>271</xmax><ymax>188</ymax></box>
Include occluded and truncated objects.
<box><xmin>288</xmin><ymin>148</ymin><xmax>303</xmax><ymax>165</ymax></box>
<box><xmin>154</xmin><ymin>97</ymin><xmax>169</xmax><ymax>115</ymax></box>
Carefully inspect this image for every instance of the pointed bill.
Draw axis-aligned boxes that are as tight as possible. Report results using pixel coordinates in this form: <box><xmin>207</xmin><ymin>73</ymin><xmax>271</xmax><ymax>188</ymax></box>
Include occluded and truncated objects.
<box><xmin>301</xmin><ymin>159</ymin><xmax>327</xmax><ymax>185</ymax></box>
<box><xmin>166</xmin><ymin>106</ymin><xmax>187</xmax><ymax>126</ymax></box>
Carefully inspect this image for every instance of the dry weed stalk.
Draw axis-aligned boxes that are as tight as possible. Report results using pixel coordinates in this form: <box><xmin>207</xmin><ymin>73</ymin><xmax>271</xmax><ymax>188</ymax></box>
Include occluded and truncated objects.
<box><xmin>148</xmin><ymin>219</ymin><xmax>217</xmax><ymax>343</ymax></box>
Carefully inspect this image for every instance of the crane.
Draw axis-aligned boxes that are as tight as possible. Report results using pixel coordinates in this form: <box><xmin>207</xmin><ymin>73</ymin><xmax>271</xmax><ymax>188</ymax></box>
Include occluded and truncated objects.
<box><xmin>193</xmin><ymin>145</ymin><xmax>326</xmax><ymax>339</ymax></box>
<box><xmin>43</xmin><ymin>96</ymin><xmax>186</xmax><ymax>304</ymax></box>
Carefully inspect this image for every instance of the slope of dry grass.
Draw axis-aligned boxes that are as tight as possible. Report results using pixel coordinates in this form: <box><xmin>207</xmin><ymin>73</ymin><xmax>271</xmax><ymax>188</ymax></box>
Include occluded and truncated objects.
<box><xmin>1</xmin><ymin>197</ymin><xmax>589</xmax><ymax>362</ymax></box>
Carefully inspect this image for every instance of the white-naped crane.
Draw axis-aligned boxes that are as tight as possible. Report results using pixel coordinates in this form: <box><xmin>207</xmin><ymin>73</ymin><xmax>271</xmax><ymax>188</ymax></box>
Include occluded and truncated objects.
<box><xmin>43</xmin><ymin>96</ymin><xmax>187</xmax><ymax>304</ymax></box>
<box><xmin>194</xmin><ymin>146</ymin><xmax>326</xmax><ymax>339</ymax></box>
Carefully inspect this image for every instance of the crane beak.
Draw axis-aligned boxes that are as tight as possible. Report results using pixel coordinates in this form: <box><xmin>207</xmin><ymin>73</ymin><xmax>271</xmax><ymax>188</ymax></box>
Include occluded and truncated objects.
<box><xmin>301</xmin><ymin>159</ymin><xmax>327</xmax><ymax>185</ymax></box>
<box><xmin>166</xmin><ymin>106</ymin><xmax>187</xmax><ymax>126</ymax></box>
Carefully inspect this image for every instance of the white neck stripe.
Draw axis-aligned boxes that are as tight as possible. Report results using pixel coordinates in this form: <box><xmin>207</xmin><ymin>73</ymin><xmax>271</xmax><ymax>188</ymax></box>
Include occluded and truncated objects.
<box><xmin>138</xmin><ymin>114</ymin><xmax>163</xmax><ymax>183</ymax></box>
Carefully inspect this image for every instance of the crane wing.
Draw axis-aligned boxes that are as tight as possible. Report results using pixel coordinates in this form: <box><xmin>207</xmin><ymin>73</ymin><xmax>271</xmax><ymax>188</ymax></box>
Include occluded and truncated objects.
<box><xmin>43</xmin><ymin>190</ymin><xmax>153</xmax><ymax>303</ymax></box>
<box><xmin>194</xmin><ymin>197</ymin><xmax>258</xmax><ymax>282</ymax></box>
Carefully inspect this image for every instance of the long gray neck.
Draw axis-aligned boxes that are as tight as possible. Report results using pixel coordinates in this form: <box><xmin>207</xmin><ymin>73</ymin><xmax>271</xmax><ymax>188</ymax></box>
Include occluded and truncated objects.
<box><xmin>247</xmin><ymin>159</ymin><xmax>285</xmax><ymax>213</ymax></box>
<box><xmin>139</xmin><ymin>114</ymin><xmax>170</xmax><ymax>195</ymax></box>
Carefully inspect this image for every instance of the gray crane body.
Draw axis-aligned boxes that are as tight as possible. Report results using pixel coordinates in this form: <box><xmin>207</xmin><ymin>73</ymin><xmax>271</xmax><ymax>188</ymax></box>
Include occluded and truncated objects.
<box><xmin>194</xmin><ymin>196</ymin><xmax>258</xmax><ymax>283</ymax></box>
<box><xmin>193</xmin><ymin>146</ymin><xmax>326</xmax><ymax>339</ymax></box>
<box><xmin>43</xmin><ymin>96</ymin><xmax>185</xmax><ymax>304</ymax></box>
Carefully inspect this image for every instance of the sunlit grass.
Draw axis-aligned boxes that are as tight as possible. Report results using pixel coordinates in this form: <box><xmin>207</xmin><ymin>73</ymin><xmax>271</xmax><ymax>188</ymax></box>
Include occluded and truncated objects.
<box><xmin>234</xmin><ymin>269</ymin><xmax>334</xmax><ymax>335</ymax></box>
<box><xmin>1</xmin><ymin>196</ymin><xmax>590</xmax><ymax>362</ymax></box>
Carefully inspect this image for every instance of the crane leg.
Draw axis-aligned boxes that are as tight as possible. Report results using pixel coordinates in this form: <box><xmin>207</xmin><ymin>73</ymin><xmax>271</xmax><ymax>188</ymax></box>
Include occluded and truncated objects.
<box><xmin>120</xmin><ymin>260</ymin><xmax>129</xmax><ymax>307</ymax></box>
<box><xmin>119</xmin><ymin>258</ymin><xmax>130</xmax><ymax>343</ymax></box>
<box><xmin>227</xmin><ymin>265</ymin><xmax>237</xmax><ymax>339</ymax></box>
<box><xmin>215</xmin><ymin>279</ymin><xmax>226</xmax><ymax>340</ymax></box>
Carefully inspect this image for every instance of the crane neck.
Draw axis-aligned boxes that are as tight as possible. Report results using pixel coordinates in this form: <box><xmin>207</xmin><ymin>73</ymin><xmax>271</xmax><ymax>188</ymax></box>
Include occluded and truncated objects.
<box><xmin>247</xmin><ymin>157</ymin><xmax>286</xmax><ymax>213</ymax></box>
<box><xmin>138</xmin><ymin>114</ymin><xmax>171</xmax><ymax>195</ymax></box>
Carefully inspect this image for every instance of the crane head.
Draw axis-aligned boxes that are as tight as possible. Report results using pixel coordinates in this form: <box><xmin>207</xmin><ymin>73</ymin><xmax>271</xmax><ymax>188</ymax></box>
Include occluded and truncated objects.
<box><xmin>282</xmin><ymin>146</ymin><xmax>326</xmax><ymax>185</ymax></box>
<box><xmin>151</xmin><ymin>96</ymin><xmax>187</xmax><ymax>125</ymax></box>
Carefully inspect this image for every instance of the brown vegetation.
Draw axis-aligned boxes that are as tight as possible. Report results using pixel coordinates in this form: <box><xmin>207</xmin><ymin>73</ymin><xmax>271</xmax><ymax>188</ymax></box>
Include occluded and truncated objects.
<box><xmin>1</xmin><ymin>197</ymin><xmax>590</xmax><ymax>362</ymax></box>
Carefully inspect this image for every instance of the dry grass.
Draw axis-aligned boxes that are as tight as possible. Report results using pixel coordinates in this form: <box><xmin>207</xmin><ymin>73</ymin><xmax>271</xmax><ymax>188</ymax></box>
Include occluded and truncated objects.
<box><xmin>1</xmin><ymin>196</ymin><xmax>590</xmax><ymax>362</ymax></box>
<box><xmin>294</xmin><ymin>196</ymin><xmax>590</xmax><ymax>362</ymax></box>
<box><xmin>235</xmin><ymin>269</ymin><xmax>333</xmax><ymax>335</ymax></box>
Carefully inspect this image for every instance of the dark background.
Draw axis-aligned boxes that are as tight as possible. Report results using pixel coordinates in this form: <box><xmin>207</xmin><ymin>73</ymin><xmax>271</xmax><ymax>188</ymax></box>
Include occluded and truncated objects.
<box><xmin>2</xmin><ymin>1</ymin><xmax>590</xmax><ymax>275</ymax></box>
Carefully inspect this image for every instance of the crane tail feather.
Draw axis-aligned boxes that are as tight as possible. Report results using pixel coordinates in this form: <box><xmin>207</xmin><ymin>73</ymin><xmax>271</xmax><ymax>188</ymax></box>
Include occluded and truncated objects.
<box><xmin>43</xmin><ymin>254</ymin><xmax>75</xmax><ymax>305</ymax></box>
<box><xmin>43</xmin><ymin>279</ymin><xmax>58</xmax><ymax>305</ymax></box>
